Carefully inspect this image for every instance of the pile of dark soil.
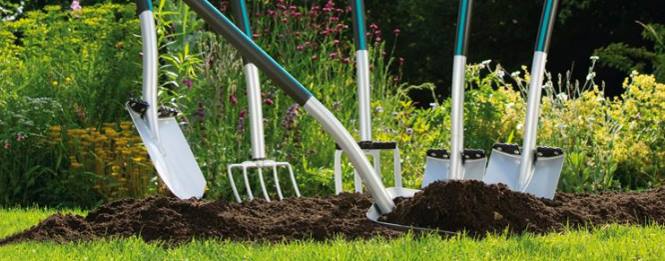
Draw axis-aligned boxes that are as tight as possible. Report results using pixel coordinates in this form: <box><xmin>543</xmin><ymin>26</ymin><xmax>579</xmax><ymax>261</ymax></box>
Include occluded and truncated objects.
<box><xmin>3</xmin><ymin>180</ymin><xmax>665</xmax><ymax>245</ymax></box>
<box><xmin>384</xmin><ymin>180</ymin><xmax>665</xmax><ymax>235</ymax></box>
<box><xmin>0</xmin><ymin>193</ymin><xmax>400</xmax><ymax>245</ymax></box>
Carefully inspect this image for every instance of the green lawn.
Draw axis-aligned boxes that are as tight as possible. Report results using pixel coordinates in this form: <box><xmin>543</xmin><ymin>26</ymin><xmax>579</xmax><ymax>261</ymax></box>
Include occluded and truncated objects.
<box><xmin>1</xmin><ymin>209</ymin><xmax>665</xmax><ymax>260</ymax></box>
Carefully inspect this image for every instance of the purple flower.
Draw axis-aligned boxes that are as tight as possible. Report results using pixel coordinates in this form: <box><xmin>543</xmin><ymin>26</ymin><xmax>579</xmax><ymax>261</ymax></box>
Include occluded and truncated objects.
<box><xmin>71</xmin><ymin>0</ymin><xmax>81</xmax><ymax>11</ymax></box>
<box><xmin>230</xmin><ymin>93</ymin><xmax>238</xmax><ymax>105</ymax></box>
<box><xmin>264</xmin><ymin>98</ymin><xmax>274</xmax><ymax>106</ymax></box>
<box><xmin>182</xmin><ymin>78</ymin><xmax>193</xmax><ymax>89</ymax></box>
<box><xmin>282</xmin><ymin>104</ymin><xmax>300</xmax><ymax>130</ymax></box>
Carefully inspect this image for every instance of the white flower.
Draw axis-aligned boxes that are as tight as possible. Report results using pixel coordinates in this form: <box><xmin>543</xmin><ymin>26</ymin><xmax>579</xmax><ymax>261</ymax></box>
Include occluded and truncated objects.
<box><xmin>556</xmin><ymin>93</ymin><xmax>568</xmax><ymax>101</ymax></box>
<box><xmin>429</xmin><ymin>103</ymin><xmax>438</xmax><ymax>108</ymax></box>
<box><xmin>586</xmin><ymin>72</ymin><xmax>596</xmax><ymax>81</ymax></box>
<box><xmin>590</xmin><ymin>55</ymin><xmax>599</xmax><ymax>61</ymax></box>
<box><xmin>480</xmin><ymin>59</ymin><xmax>492</xmax><ymax>68</ymax></box>
<box><xmin>496</xmin><ymin>69</ymin><xmax>506</xmax><ymax>79</ymax></box>
<box><xmin>511</xmin><ymin>71</ymin><xmax>521</xmax><ymax>78</ymax></box>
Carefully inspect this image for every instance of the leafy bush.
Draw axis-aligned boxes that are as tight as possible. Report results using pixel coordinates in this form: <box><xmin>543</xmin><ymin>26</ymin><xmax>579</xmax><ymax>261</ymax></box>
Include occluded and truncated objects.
<box><xmin>1</xmin><ymin>1</ymin><xmax>664</xmax><ymax>207</ymax></box>
<box><xmin>595</xmin><ymin>23</ymin><xmax>665</xmax><ymax>82</ymax></box>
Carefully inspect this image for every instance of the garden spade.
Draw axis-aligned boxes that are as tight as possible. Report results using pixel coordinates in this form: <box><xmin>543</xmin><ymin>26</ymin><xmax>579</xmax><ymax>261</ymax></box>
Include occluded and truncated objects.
<box><xmin>333</xmin><ymin>0</ymin><xmax>404</xmax><ymax>194</ymax></box>
<box><xmin>422</xmin><ymin>0</ymin><xmax>487</xmax><ymax>188</ymax></box>
<box><xmin>126</xmin><ymin>0</ymin><xmax>206</xmax><ymax>199</ymax></box>
<box><xmin>182</xmin><ymin>0</ymin><xmax>420</xmax><ymax>215</ymax></box>
<box><xmin>226</xmin><ymin>0</ymin><xmax>301</xmax><ymax>203</ymax></box>
<box><xmin>483</xmin><ymin>0</ymin><xmax>564</xmax><ymax>199</ymax></box>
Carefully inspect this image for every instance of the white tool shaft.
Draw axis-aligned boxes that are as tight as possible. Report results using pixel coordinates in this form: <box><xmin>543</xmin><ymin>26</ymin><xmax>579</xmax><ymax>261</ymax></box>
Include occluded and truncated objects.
<box><xmin>356</xmin><ymin>50</ymin><xmax>372</xmax><ymax>141</ymax></box>
<box><xmin>519</xmin><ymin>51</ymin><xmax>547</xmax><ymax>190</ymax></box>
<box><xmin>243</xmin><ymin>63</ymin><xmax>266</xmax><ymax>159</ymax></box>
<box><xmin>450</xmin><ymin>55</ymin><xmax>466</xmax><ymax>180</ymax></box>
<box><xmin>139</xmin><ymin>11</ymin><xmax>160</xmax><ymax>142</ymax></box>
<box><xmin>304</xmin><ymin>98</ymin><xmax>394</xmax><ymax>213</ymax></box>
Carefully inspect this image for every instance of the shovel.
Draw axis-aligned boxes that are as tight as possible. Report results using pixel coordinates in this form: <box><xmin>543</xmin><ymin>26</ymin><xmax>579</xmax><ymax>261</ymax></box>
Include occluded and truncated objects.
<box><xmin>483</xmin><ymin>0</ymin><xmax>564</xmax><ymax>199</ymax></box>
<box><xmin>333</xmin><ymin>0</ymin><xmax>404</xmax><ymax>194</ymax></box>
<box><xmin>126</xmin><ymin>1</ymin><xmax>206</xmax><ymax>199</ymax></box>
<box><xmin>422</xmin><ymin>0</ymin><xmax>487</xmax><ymax>188</ymax></box>
<box><xmin>226</xmin><ymin>0</ymin><xmax>301</xmax><ymax>202</ymax></box>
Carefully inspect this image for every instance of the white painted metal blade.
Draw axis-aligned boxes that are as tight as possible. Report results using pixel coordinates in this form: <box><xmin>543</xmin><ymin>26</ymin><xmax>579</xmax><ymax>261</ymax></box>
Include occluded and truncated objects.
<box><xmin>422</xmin><ymin>156</ymin><xmax>450</xmax><ymax>188</ymax></box>
<box><xmin>463</xmin><ymin>157</ymin><xmax>487</xmax><ymax>181</ymax></box>
<box><xmin>523</xmin><ymin>154</ymin><xmax>564</xmax><ymax>199</ymax></box>
<box><xmin>483</xmin><ymin>147</ymin><xmax>521</xmax><ymax>190</ymax></box>
<box><xmin>127</xmin><ymin>107</ymin><xmax>206</xmax><ymax>199</ymax></box>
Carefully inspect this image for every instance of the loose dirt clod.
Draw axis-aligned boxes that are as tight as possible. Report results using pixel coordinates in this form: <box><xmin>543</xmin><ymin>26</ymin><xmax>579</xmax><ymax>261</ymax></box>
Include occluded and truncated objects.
<box><xmin>0</xmin><ymin>193</ymin><xmax>400</xmax><ymax>245</ymax></box>
<box><xmin>383</xmin><ymin>180</ymin><xmax>665</xmax><ymax>235</ymax></box>
<box><xmin>3</xmin><ymin>180</ymin><xmax>665</xmax><ymax>245</ymax></box>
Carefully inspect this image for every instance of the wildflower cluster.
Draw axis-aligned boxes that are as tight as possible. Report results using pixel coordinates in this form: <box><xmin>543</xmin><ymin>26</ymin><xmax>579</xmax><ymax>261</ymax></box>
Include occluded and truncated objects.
<box><xmin>48</xmin><ymin>122</ymin><xmax>156</xmax><ymax>200</ymax></box>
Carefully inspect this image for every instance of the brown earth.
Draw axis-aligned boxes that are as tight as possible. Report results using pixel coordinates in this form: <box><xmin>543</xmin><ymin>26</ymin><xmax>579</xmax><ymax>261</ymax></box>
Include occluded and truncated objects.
<box><xmin>383</xmin><ymin>180</ymin><xmax>665</xmax><ymax>235</ymax></box>
<box><xmin>2</xmin><ymin>180</ymin><xmax>665</xmax><ymax>245</ymax></box>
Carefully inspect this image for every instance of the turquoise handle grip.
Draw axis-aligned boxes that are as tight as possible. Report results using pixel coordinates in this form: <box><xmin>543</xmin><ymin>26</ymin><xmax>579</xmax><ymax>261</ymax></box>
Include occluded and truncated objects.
<box><xmin>454</xmin><ymin>0</ymin><xmax>473</xmax><ymax>56</ymax></box>
<box><xmin>535</xmin><ymin>0</ymin><xmax>559</xmax><ymax>53</ymax></box>
<box><xmin>350</xmin><ymin>0</ymin><xmax>368</xmax><ymax>51</ymax></box>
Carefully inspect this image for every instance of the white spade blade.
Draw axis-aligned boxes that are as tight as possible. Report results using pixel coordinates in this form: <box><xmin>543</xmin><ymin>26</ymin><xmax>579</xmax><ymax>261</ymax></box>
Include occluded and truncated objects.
<box><xmin>463</xmin><ymin>157</ymin><xmax>488</xmax><ymax>181</ymax></box>
<box><xmin>483</xmin><ymin>146</ymin><xmax>521</xmax><ymax>190</ymax></box>
<box><xmin>422</xmin><ymin>150</ymin><xmax>488</xmax><ymax>188</ymax></box>
<box><xmin>127</xmin><ymin>107</ymin><xmax>206</xmax><ymax>199</ymax></box>
<box><xmin>422</xmin><ymin>150</ymin><xmax>450</xmax><ymax>188</ymax></box>
<box><xmin>523</xmin><ymin>152</ymin><xmax>564</xmax><ymax>199</ymax></box>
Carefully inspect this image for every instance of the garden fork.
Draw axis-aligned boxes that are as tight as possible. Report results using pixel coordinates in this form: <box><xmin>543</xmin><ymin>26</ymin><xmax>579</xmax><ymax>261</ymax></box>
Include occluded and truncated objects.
<box><xmin>227</xmin><ymin>0</ymin><xmax>300</xmax><ymax>202</ymax></box>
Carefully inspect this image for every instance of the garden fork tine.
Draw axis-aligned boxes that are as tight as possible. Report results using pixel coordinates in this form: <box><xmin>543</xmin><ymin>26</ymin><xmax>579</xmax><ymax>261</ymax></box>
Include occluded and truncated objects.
<box><xmin>484</xmin><ymin>0</ymin><xmax>565</xmax><ymax>199</ymax></box>
<box><xmin>226</xmin><ymin>0</ymin><xmax>301</xmax><ymax>202</ymax></box>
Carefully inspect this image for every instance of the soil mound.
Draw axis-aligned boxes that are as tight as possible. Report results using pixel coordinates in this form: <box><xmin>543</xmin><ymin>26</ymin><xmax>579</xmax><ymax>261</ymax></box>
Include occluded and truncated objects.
<box><xmin>3</xmin><ymin>180</ymin><xmax>665</xmax><ymax>245</ymax></box>
<box><xmin>0</xmin><ymin>193</ymin><xmax>400</xmax><ymax>245</ymax></box>
<box><xmin>383</xmin><ymin>180</ymin><xmax>665</xmax><ymax>235</ymax></box>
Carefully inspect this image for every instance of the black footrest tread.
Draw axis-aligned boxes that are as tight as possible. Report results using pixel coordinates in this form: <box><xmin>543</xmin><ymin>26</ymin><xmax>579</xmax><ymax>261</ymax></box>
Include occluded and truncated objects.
<box><xmin>463</xmin><ymin>149</ymin><xmax>486</xmax><ymax>160</ymax></box>
<box><xmin>158</xmin><ymin>106</ymin><xmax>179</xmax><ymax>118</ymax></box>
<box><xmin>536</xmin><ymin>146</ymin><xmax>564</xmax><ymax>157</ymax></box>
<box><xmin>127</xmin><ymin>98</ymin><xmax>149</xmax><ymax>116</ymax></box>
<box><xmin>492</xmin><ymin>143</ymin><xmax>521</xmax><ymax>155</ymax></box>
<box><xmin>426</xmin><ymin>149</ymin><xmax>450</xmax><ymax>159</ymax></box>
<box><xmin>335</xmin><ymin>141</ymin><xmax>397</xmax><ymax>150</ymax></box>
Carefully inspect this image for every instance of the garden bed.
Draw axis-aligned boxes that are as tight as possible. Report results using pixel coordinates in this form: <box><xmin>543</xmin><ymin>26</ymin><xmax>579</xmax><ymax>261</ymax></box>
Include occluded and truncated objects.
<box><xmin>2</xmin><ymin>180</ymin><xmax>665</xmax><ymax>245</ymax></box>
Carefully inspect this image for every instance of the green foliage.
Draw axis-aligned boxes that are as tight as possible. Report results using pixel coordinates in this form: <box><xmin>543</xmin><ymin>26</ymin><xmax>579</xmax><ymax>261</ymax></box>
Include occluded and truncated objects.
<box><xmin>0</xmin><ymin>3</ymin><xmax>143</xmax><ymax>207</ymax></box>
<box><xmin>1</xmin><ymin>1</ymin><xmax>664</xmax><ymax>207</ymax></box>
<box><xmin>595</xmin><ymin>23</ymin><xmax>665</xmax><ymax>82</ymax></box>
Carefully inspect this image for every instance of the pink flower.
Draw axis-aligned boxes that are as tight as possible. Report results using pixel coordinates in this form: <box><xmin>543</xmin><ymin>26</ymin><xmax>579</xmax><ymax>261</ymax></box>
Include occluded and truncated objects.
<box><xmin>182</xmin><ymin>78</ymin><xmax>193</xmax><ymax>89</ymax></box>
<box><xmin>393</xmin><ymin>28</ymin><xmax>401</xmax><ymax>37</ymax></box>
<box><xmin>230</xmin><ymin>94</ymin><xmax>238</xmax><ymax>105</ymax></box>
<box><xmin>71</xmin><ymin>0</ymin><xmax>81</xmax><ymax>11</ymax></box>
<box><xmin>264</xmin><ymin>98</ymin><xmax>274</xmax><ymax>106</ymax></box>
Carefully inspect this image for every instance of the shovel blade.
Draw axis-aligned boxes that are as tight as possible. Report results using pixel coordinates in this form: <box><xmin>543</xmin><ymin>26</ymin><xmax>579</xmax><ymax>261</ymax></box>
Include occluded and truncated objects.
<box><xmin>128</xmin><ymin>107</ymin><xmax>206</xmax><ymax>199</ymax></box>
<box><xmin>463</xmin><ymin>157</ymin><xmax>488</xmax><ymax>181</ymax></box>
<box><xmin>484</xmin><ymin>144</ymin><xmax>565</xmax><ymax>199</ymax></box>
<box><xmin>483</xmin><ymin>147</ymin><xmax>521</xmax><ymax>190</ymax></box>
<box><xmin>422</xmin><ymin>155</ymin><xmax>450</xmax><ymax>188</ymax></box>
<box><xmin>422</xmin><ymin>149</ymin><xmax>487</xmax><ymax>188</ymax></box>
<box><xmin>524</xmin><ymin>153</ymin><xmax>564</xmax><ymax>199</ymax></box>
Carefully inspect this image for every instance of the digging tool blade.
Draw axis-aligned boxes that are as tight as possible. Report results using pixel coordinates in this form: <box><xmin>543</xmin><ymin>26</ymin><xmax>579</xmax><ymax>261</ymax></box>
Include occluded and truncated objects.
<box><xmin>484</xmin><ymin>144</ymin><xmax>564</xmax><ymax>198</ymax></box>
<box><xmin>127</xmin><ymin>106</ymin><xmax>206</xmax><ymax>199</ymax></box>
<box><xmin>483</xmin><ymin>144</ymin><xmax>521</xmax><ymax>190</ymax></box>
<box><xmin>523</xmin><ymin>147</ymin><xmax>564</xmax><ymax>199</ymax></box>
